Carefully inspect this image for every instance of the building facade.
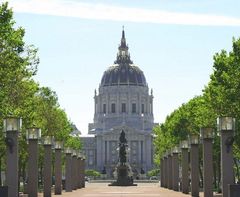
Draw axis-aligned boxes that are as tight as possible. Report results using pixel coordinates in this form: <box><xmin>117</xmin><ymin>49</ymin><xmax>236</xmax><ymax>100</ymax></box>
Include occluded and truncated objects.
<box><xmin>81</xmin><ymin>29</ymin><xmax>156</xmax><ymax>177</ymax></box>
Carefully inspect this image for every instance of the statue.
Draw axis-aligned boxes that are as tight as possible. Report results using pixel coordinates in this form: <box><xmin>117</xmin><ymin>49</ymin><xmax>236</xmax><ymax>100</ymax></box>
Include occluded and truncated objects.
<box><xmin>119</xmin><ymin>130</ymin><xmax>127</xmax><ymax>165</ymax></box>
<box><xmin>109</xmin><ymin>130</ymin><xmax>137</xmax><ymax>186</ymax></box>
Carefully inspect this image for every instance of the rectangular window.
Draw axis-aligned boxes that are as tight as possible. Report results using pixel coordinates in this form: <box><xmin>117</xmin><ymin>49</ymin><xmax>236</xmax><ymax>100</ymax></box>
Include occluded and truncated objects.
<box><xmin>122</xmin><ymin>103</ymin><xmax>126</xmax><ymax>113</ymax></box>
<box><xmin>103</xmin><ymin>104</ymin><xmax>106</xmax><ymax>114</ymax></box>
<box><xmin>132</xmin><ymin>103</ymin><xmax>136</xmax><ymax>113</ymax></box>
<box><xmin>105</xmin><ymin>141</ymin><xmax>107</xmax><ymax>164</ymax></box>
<box><xmin>111</xmin><ymin>103</ymin><xmax>116</xmax><ymax>113</ymax></box>
<box><xmin>141</xmin><ymin>104</ymin><xmax>144</xmax><ymax>114</ymax></box>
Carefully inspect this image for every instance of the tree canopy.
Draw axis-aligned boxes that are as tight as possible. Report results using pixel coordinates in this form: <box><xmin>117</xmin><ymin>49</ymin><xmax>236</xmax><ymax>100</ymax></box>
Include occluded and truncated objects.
<box><xmin>0</xmin><ymin>2</ymin><xmax>82</xmax><ymax>185</ymax></box>
<box><xmin>154</xmin><ymin>37</ymin><xmax>240</xmax><ymax>184</ymax></box>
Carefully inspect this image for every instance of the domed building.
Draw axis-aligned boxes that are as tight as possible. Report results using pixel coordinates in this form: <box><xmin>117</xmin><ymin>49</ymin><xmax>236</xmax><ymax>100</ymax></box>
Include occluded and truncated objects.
<box><xmin>81</xmin><ymin>29</ymin><xmax>156</xmax><ymax>177</ymax></box>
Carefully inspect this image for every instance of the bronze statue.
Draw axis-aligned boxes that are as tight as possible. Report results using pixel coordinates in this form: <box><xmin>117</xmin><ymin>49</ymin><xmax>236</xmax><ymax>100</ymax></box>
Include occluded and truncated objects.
<box><xmin>119</xmin><ymin>130</ymin><xmax>127</xmax><ymax>164</ymax></box>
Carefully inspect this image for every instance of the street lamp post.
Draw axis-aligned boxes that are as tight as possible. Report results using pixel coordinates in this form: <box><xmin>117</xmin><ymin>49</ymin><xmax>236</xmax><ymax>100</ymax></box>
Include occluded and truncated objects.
<box><xmin>82</xmin><ymin>155</ymin><xmax>86</xmax><ymax>188</ymax></box>
<box><xmin>160</xmin><ymin>157</ymin><xmax>164</xmax><ymax>187</ymax></box>
<box><xmin>172</xmin><ymin>146</ymin><xmax>179</xmax><ymax>191</ymax></box>
<box><xmin>165</xmin><ymin>151</ymin><xmax>169</xmax><ymax>189</ymax></box>
<box><xmin>3</xmin><ymin>116</ymin><xmax>22</xmax><ymax>197</ymax></box>
<box><xmin>180</xmin><ymin>140</ymin><xmax>189</xmax><ymax>194</ymax></box>
<box><xmin>54</xmin><ymin>141</ymin><xmax>63</xmax><ymax>195</ymax></box>
<box><xmin>77</xmin><ymin>152</ymin><xmax>81</xmax><ymax>189</ymax></box>
<box><xmin>201</xmin><ymin>127</ymin><xmax>214</xmax><ymax>197</ymax></box>
<box><xmin>189</xmin><ymin>134</ymin><xmax>199</xmax><ymax>197</ymax></box>
<box><xmin>71</xmin><ymin>150</ymin><xmax>77</xmax><ymax>190</ymax></box>
<box><xmin>217</xmin><ymin>117</ymin><xmax>235</xmax><ymax>197</ymax></box>
<box><xmin>26</xmin><ymin>127</ymin><xmax>41</xmax><ymax>197</ymax></box>
<box><xmin>64</xmin><ymin>147</ymin><xmax>72</xmax><ymax>192</ymax></box>
<box><xmin>43</xmin><ymin>136</ymin><xmax>53</xmax><ymax>197</ymax></box>
<box><xmin>167</xmin><ymin>150</ymin><xmax>173</xmax><ymax>190</ymax></box>
<box><xmin>163</xmin><ymin>153</ymin><xmax>168</xmax><ymax>188</ymax></box>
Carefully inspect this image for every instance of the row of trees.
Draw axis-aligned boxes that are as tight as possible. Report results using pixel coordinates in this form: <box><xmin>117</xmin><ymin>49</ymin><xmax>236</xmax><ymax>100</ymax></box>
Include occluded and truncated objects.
<box><xmin>0</xmin><ymin>2</ymin><xmax>81</xmax><ymax>187</ymax></box>
<box><xmin>154</xmin><ymin>37</ymin><xmax>240</xmax><ymax>187</ymax></box>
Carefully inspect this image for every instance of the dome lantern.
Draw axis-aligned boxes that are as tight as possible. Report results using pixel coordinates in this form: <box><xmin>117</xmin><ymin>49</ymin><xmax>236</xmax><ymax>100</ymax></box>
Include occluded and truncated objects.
<box><xmin>100</xmin><ymin>28</ymin><xmax>147</xmax><ymax>87</ymax></box>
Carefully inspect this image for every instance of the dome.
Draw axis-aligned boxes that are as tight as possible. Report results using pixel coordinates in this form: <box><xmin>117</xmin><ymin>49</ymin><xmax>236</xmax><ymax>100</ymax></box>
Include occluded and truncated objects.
<box><xmin>100</xmin><ymin>29</ymin><xmax>147</xmax><ymax>87</ymax></box>
<box><xmin>101</xmin><ymin>64</ymin><xmax>147</xmax><ymax>87</ymax></box>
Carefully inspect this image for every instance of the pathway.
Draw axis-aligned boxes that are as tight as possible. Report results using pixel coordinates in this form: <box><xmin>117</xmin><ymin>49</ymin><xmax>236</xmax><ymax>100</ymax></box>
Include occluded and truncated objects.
<box><xmin>37</xmin><ymin>182</ymin><xmax>222</xmax><ymax>197</ymax></box>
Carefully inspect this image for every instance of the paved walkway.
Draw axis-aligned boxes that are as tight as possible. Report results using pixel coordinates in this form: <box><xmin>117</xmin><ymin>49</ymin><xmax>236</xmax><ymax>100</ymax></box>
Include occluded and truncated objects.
<box><xmin>37</xmin><ymin>182</ymin><xmax>222</xmax><ymax>197</ymax></box>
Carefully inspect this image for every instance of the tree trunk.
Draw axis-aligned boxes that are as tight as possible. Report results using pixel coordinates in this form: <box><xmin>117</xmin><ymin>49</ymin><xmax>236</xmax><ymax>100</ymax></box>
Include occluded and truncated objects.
<box><xmin>213</xmin><ymin>162</ymin><xmax>217</xmax><ymax>189</ymax></box>
<box><xmin>234</xmin><ymin>158</ymin><xmax>240</xmax><ymax>183</ymax></box>
<box><xmin>0</xmin><ymin>157</ymin><xmax>2</xmax><ymax>186</ymax></box>
<box><xmin>199</xmin><ymin>163</ymin><xmax>203</xmax><ymax>188</ymax></box>
<box><xmin>40</xmin><ymin>163</ymin><xmax>43</xmax><ymax>187</ymax></box>
<box><xmin>217</xmin><ymin>152</ymin><xmax>221</xmax><ymax>193</ymax></box>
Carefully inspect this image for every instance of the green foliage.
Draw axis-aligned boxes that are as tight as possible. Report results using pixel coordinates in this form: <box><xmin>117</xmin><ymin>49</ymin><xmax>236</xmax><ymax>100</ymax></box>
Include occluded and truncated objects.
<box><xmin>0</xmin><ymin>2</ymin><xmax>79</xmax><ymax>185</ymax></box>
<box><xmin>85</xmin><ymin>169</ymin><xmax>101</xmax><ymax>178</ymax></box>
<box><xmin>203</xmin><ymin>38</ymin><xmax>240</xmax><ymax>160</ymax></box>
<box><xmin>154</xmin><ymin>37</ymin><xmax>240</xmax><ymax>183</ymax></box>
<box><xmin>65</xmin><ymin>136</ymin><xmax>82</xmax><ymax>150</ymax></box>
<box><xmin>147</xmin><ymin>168</ymin><xmax>160</xmax><ymax>177</ymax></box>
<box><xmin>153</xmin><ymin>95</ymin><xmax>216</xmax><ymax>165</ymax></box>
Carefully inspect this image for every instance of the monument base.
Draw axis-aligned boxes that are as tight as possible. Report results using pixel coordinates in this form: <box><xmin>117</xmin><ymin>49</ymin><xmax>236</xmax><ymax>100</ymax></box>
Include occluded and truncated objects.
<box><xmin>109</xmin><ymin>165</ymin><xmax>137</xmax><ymax>186</ymax></box>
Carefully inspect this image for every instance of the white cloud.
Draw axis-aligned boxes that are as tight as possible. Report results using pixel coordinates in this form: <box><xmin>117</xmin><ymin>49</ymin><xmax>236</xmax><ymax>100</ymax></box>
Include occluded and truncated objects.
<box><xmin>9</xmin><ymin>0</ymin><xmax>240</xmax><ymax>26</ymax></box>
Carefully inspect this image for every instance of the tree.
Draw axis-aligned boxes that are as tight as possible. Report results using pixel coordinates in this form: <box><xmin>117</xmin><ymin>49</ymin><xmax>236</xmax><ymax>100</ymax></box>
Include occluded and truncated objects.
<box><xmin>85</xmin><ymin>170</ymin><xmax>101</xmax><ymax>179</ymax></box>
<box><xmin>203</xmin><ymin>38</ymin><xmax>240</xmax><ymax>183</ymax></box>
<box><xmin>0</xmin><ymin>2</ymin><xmax>39</xmax><ymax>186</ymax></box>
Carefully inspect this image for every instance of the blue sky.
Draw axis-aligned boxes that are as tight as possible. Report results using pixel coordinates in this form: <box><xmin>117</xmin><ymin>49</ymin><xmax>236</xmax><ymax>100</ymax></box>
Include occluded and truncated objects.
<box><xmin>7</xmin><ymin>0</ymin><xmax>240</xmax><ymax>134</ymax></box>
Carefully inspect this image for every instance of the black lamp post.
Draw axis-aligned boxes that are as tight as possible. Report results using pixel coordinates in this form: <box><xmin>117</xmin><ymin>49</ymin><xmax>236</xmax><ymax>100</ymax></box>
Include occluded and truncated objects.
<box><xmin>64</xmin><ymin>147</ymin><xmax>72</xmax><ymax>192</ymax></box>
<box><xmin>180</xmin><ymin>140</ymin><xmax>189</xmax><ymax>194</ymax></box>
<box><xmin>43</xmin><ymin>136</ymin><xmax>54</xmax><ymax>197</ymax></box>
<box><xmin>54</xmin><ymin>141</ymin><xmax>63</xmax><ymax>195</ymax></box>
<box><xmin>217</xmin><ymin>117</ymin><xmax>235</xmax><ymax>197</ymax></box>
<box><xmin>189</xmin><ymin>134</ymin><xmax>199</xmax><ymax>197</ymax></box>
<box><xmin>172</xmin><ymin>146</ymin><xmax>179</xmax><ymax>191</ymax></box>
<box><xmin>201</xmin><ymin>127</ymin><xmax>214</xmax><ymax>197</ymax></box>
<box><xmin>3</xmin><ymin>116</ymin><xmax>22</xmax><ymax>197</ymax></box>
<box><xmin>26</xmin><ymin>127</ymin><xmax>41</xmax><ymax>197</ymax></box>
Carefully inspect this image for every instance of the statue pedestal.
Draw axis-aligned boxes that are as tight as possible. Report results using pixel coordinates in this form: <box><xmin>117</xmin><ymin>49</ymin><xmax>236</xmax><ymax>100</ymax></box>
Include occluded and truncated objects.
<box><xmin>109</xmin><ymin>164</ymin><xmax>137</xmax><ymax>186</ymax></box>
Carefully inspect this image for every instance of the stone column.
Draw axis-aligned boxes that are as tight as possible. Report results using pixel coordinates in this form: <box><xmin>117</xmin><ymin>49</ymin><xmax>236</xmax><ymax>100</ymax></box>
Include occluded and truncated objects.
<box><xmin>27</xmin><ymin>139</ymin><xmax>38</xmax><ymax>197</ymax></box>
<box><xmin>43</xmin><ymin>144</ymin><xmax>52</xmax><ymax>197</ymax></box>
<box><xmin>164</xmin><ymin>156</ymin><xmax>168</xmax><ymax>188</ymax></box>
<box><xmin>6</xmin><ymin>130</ymin><xmax>19</xmax><ymax>197</ymax></box>
<box><xmin>79</xmin><ymin>159</ymin><xmax>83</xmax><ymax>188</ymax></box>
<box><xmin>65</xmin><ymin>152</ymin><xmax>72</xmax><ymax>192</ymax></box>
<box><xmin>54</xmin><ymin>149</ymin><xmax>62</xmax><ymax>195</ymax></box>
<box><xmin>75</xmin><ymin>154</ymin><xmax>79</xmax><ymax>190</ymax></box>
<box><xmin>201</xmin><ymin>128</ymin><xmax>214</xmax><ymax>197</ymax></box>
<box><xmin>189</xmin><ymin>134</ymin><xmax>199</xmax><ymax>197</ymax></box>
<box><xmin>218</xmin><ymin>117</ymin><xmax>235</xmax><ymax>197</ymax></box>
<box><xmin>167</xmin><ymin>154</ymin><xmax>170</xmax><ymax>189</ymax></box>
<box><xmin>172</xmin><ymin>149</ymin><xmax>179</xmax><ymax>191</ymax></box>
<box><xmin>106</xmin><ymin>93</ymin><xmax>109</xmax><ymax>114</ymax></box>
<box><xmin>160</xmin><ymin>158</ymin><xmax>164</xmax><ymax>187</ymax></box>
<box><xmin>181</xmin><ymin>140</ymin><xmax>189</xmax><ymax>194</ymax></box>
<box><xmin>107</xmin><ymin>141</ymin><xmax>109</xmax><ymax>168</ymax></box>
<box><xmin>168</xmin><ymin>154</ymin><xmax>173</xmax><ymax>190</ymax></box>
<box><xmin>82</xmin><ymin>159</ymin><xmax>86</xmax><ymax>188</ymax></box>
<box><xmin>71</xmin><ymin>154</ymin><xmax>77</xmax><ymax>190</ymax></box>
